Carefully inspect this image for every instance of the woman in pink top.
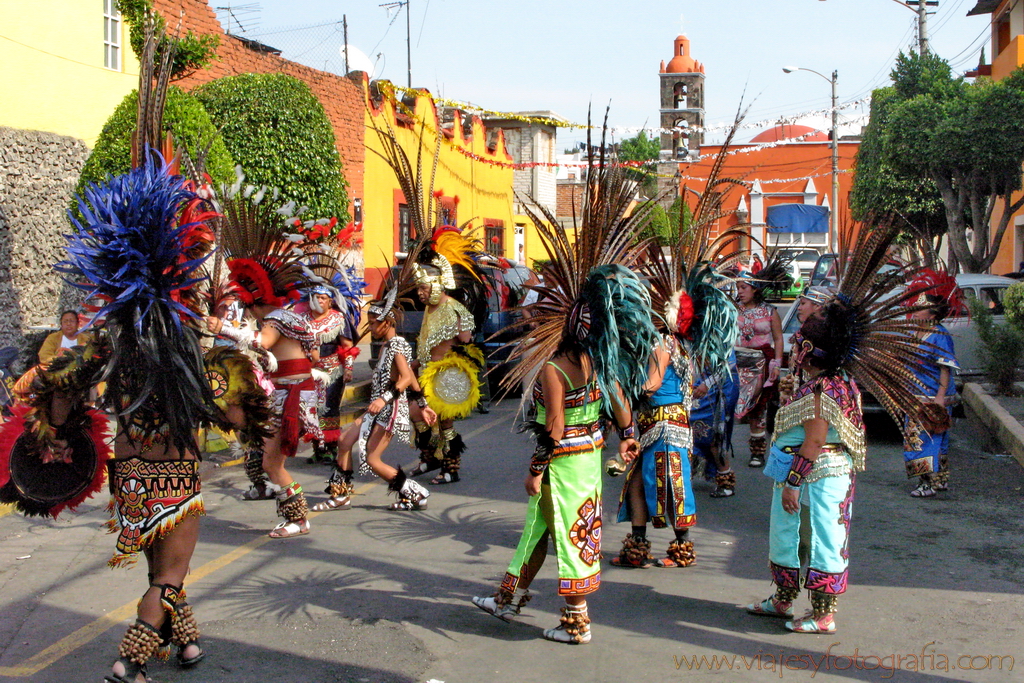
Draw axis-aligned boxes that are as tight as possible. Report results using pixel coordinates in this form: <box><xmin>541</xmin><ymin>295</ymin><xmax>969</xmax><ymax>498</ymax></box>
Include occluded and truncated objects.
<box><xmin>731</xmin><ymin>270</ymin><xmax>784</xmax><ymax>479</ymax></box>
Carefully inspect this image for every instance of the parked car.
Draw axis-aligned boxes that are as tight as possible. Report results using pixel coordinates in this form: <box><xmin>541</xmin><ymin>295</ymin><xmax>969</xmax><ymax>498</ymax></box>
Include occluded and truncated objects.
<box><xmin>776</xmin><ymin>247</ymin><xmax>822</xmax><ymax>282</ymax></box>
<box><xmin>369</xmin><ymin>259</ymin><xmax>537</xmax><ymax>391</ymax></box>
<box><xmin>780</xmin><ymin>272</ymin><xmax>1016</xmax><ymax>411</ymax></box>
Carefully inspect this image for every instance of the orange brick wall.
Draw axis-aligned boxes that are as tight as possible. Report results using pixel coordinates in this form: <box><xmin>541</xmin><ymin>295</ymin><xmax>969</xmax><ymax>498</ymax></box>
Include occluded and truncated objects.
<box><xmin>152</xmin><ymin>0</ymin><xmax>364</xmax><ymax>214</ymax></box>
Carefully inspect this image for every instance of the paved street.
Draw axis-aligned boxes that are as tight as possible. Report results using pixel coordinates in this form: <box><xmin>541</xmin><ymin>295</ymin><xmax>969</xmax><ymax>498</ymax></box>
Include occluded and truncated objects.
<box><xmin>1</xmin><ymin>398</ymin><xmax>1023</xmax><ymax>683</ymax></box>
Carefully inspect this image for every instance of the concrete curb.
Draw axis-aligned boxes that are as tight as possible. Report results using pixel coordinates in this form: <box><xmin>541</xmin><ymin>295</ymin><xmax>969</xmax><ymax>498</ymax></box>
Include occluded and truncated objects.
<box><xmin>962</xmin><ymin>382</ymin><xmax>1024</xmax><ymax>469</ymax></box>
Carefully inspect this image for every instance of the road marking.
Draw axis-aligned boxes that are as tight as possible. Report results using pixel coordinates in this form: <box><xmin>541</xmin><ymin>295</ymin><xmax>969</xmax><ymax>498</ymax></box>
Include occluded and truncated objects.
<box><xmin>0</xmin><ymin>409</ymin><xmax>514</xmax><ymax>677</ymax></box>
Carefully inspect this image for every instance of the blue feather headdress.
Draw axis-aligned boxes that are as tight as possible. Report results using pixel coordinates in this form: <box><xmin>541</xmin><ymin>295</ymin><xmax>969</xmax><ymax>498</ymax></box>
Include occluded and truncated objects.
<box><xmin>57</xmin><ymin>153</ymin><xmax>218</xmax><ymax>453</ymax></box>
<box><xmin>60</xmin><ymin>156</ymin><xmax>213</xmax><ymax>329</ymax></box>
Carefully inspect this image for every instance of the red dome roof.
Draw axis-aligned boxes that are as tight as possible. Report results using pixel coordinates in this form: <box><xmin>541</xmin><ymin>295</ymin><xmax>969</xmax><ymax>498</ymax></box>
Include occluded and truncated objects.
<box><xmin>663</xmin><ymin>36</ymin><xmax>704</xmax><ymax>74</ymax></box>
<box><xmin>750</xmin><ymin>124</ymin><xmax>828</xmax><ymax>143</ymax></box>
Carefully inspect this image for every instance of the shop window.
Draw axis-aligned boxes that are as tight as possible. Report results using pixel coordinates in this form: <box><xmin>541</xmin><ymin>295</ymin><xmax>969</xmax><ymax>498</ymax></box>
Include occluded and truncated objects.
<box><xmin>398</xmin><ymin>204</ymin><xmax>411</xmax><ymax>252</ymax></box>
<box><xmin>485</xmin><ymin>221</ymin><xmax>505</xmax><ymax>256</ymax></box>
<box><xmin>104</xmin><ymin>0</ymin><xmax>121</xmax><ymax>71</ymax></box>
<box><xmin>436</xmin><ymin>197</ymin><xmax>457</xmax><ymax>227</ymax></box>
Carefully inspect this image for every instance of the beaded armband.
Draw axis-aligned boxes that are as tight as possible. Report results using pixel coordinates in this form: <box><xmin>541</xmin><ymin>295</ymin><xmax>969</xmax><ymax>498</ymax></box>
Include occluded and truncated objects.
<box><xmin>618</xmin><ymin>422</ymin><xmax>637</xmax><ymax>440</ymax></box>
<box><xmin>785</xmin><ymin>454</ymin><xmax>814</xmax><ymax>489</ymax></box>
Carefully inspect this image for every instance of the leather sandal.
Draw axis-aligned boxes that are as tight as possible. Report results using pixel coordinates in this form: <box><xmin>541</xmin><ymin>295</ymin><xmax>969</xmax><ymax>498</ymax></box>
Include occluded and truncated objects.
<box><xmin>104</xmin><ymin>660</ymin><xmax>146</xmax><ymax>683</ymax></box>
<box><xmin>910</xmin><ymin>482</ymin><xmax>936</xmax><ymax>498</ymax></box>
<box><xmin>785</xmin><ymin>611</ymin><xmax>836</xmax><ymax>633</ymax></box>
<box><xmin>177</xmin><ymin>642</ymin><xmax>205</xmax><ymax>668</ymax></box>
<box><xmin>745</xmin><ymin>596</ymin><xmax>794</xmax><ymax>618</ymax></box>
<box><xmin>268</xmin><ymin>519</ymin><xmax>310</xmax><ymax>538</ymax></box>
<box><xmin>310</xmin><ymin>496</ymin><xmax>351</xmax><ymax>511</ymax></box>
<box><xmin>430</xmin><ymin>471</ymin><xmax>459</xmax><ymax>485</ymax></box>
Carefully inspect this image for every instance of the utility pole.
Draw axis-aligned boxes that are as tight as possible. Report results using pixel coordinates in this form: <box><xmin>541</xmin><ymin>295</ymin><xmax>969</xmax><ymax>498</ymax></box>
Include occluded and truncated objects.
<box><xmin>914</xmin><ymin>0</ymin><xmax>932</xmax><ymax>54</ymax></box>
<box><xmin>893</xmin><ymin>0</ymin><xmax>937</xmax><ymax>54</ymax></box>
<box><xmin>343</xmin><ymin>15</ymin><xmax>349</xmax><ymax>73</ymax></box>
<box><xmin>830</xmin><ymin>69</ymin><xmax>839</xmax><ymax>254</ymax></box>
<box><xmin>406</xmin><ymin>0</ymin><xmax>411</xmax><ymax>88</ymax></box>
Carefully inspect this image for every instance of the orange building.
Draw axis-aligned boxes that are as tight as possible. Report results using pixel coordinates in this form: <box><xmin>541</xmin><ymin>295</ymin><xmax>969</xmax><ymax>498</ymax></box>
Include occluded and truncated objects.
<box><xmin>677</xmin><ymin>125</ymin><xmax>858</xmax><ymax>257</ymax></box>
<box><xmin>967</xmin><ymin>0</ymin><xmax>1024</xmax><ymax>274</ymax></box>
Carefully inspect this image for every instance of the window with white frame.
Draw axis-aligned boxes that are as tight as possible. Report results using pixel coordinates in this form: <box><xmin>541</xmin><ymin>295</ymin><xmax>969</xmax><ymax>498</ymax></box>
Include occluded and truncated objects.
<box><xmin>104</xmin><ymin>0</ymin><xmax>122</xmax><ymax>71</ymax></box>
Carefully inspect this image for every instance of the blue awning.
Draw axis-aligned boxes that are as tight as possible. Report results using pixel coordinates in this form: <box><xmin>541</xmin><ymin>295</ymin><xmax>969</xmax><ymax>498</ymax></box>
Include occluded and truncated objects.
<box><xmin>766</xmin><ymin>204</ymin><xmax>829</xmax><ymax>233</ymax></box>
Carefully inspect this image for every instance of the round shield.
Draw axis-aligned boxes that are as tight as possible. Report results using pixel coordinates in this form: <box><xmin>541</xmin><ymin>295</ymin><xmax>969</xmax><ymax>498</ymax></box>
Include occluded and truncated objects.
<box><xmin>7</xmin><ymin>428</ymin><xmax>98</xmax><ymax>507</ymax></box>
<box><xmin>433</xmin><ymin>365</ymin><xmax>474</xmax><ymax>406</ymax></box>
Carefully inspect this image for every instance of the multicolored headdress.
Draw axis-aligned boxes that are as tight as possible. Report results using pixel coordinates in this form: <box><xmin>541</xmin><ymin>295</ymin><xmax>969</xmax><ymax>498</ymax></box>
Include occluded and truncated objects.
<box><xmin>799</xmin><ymin>285</ymin><xmax>836</xmax><ymax>307</ymax></box>
<box><xmin>216</xmin><ymin>174</ymin><xmax>338</xmax><ymax>309</ymax></box>
<box><xmin>907</xmin><ymin>268</ymin><xmax>965</xmax><ymax>320</ymax></box>
<box><xmin>791</xmin><ymin>218</ymin><xmax>934</xmax><ymax>439</ymax></box>
<box><xmin>57</xmin><ymin>152</ymin><xmax>219</xmax><ymax>453</ymax></box>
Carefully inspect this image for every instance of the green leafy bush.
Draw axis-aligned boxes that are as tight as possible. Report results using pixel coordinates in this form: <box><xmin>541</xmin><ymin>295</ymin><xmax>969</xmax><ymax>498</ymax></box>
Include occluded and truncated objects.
<box><xmin>969</xmin><ymin>297</ymin><xmax>1024</xmax><ymax>394</ymax></box>
<box><xmin>194</xmin><ymin>73</ymin><xmax>349</xmax><ymax>221</ymax></box>
<box><xmin>76</xmin><ymin>86</ymin><xmax>235</xmax><ymax>200</ymax></box>
<box><xmin>1004</xmin><ymin>281</ymin><xmax>1024</xmax><ymax>330</ymax></box>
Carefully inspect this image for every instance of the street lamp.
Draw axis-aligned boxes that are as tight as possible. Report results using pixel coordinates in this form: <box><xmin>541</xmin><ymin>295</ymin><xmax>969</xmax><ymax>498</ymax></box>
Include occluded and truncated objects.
<box><xmin>782</xmin><ymin>66</ymin><xmax>839</xmax><ymax>253</ymax></box>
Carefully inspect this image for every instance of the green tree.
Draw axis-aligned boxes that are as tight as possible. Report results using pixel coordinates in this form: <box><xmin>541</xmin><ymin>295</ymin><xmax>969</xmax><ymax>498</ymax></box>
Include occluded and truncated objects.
<box><xmin>194</xmin><ymin>73</ymin><xmax>349</xmax><ymax>220</ymax></box>
<box><xmin>75</xmin><ymin>86</ymin><xmax>235</xmax><ymax>199</ymax></box>
<box><xmin>636</xmin><ymin>197</ymin><xmax>692</xmax><ymax>246</ymax></box>
<box><xmin>851</xmin><ymin>87</ymin><xmax>947</xmax><ymax>239</ymax></box>
<box><xmin>852</xmin><ymin>52</ymin><xmax>1024</xmax><ymax>272</ymax></box>
<box><xmin>617</xmin><ymin>130</ymin><xmax>661</xmax><ymax>198</ymax></box>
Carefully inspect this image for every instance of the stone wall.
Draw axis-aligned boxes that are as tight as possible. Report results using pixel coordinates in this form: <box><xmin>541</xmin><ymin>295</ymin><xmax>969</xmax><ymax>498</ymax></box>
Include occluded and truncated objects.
<box><xmin>0</xmin><ymin>127</ymin><xmax>90</xmax><ymax>362</ymax></box>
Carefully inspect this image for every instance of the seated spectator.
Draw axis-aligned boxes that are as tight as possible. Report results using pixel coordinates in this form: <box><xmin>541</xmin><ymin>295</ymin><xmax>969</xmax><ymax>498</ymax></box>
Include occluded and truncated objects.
<box><xmin>38</xmin><ymin>310</ymin><xmax>92</xmax><ymax>364</ymax></box>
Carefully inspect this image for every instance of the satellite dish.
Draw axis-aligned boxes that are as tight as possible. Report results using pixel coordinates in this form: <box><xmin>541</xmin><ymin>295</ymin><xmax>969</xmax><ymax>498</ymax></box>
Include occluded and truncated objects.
<box><xmin>339</xmin><ymin>44</ymin><xmax>375</xmax><ymax>76</ymax></box>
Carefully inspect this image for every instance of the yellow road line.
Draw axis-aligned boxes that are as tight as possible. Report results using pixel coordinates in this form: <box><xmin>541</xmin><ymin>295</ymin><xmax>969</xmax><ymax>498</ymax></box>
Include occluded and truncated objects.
<box><xmin>0</xmin><ymin>504</ymin><xmax>12</xmax><ymax>520</ymax></box>
<box><xmin>0</xmin><ymin>409</ymin><xmax>513</xmax><ymax>677</ymax></box>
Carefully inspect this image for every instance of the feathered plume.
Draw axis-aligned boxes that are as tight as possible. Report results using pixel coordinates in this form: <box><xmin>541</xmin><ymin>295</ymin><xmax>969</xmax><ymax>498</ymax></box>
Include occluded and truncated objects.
<box><xmin>216</xmin><ymin>173</ymin><xmax>329</xmax><ymax>307</ymax></box>
<box><xmin>57</xmin><ymin>152</ymin><xmax>218</xmax><ymax>453</ymax></box>
<box><xmin>496</xmin><ymin>107</ymin><xmax>658</xmax><ymax>409</ymax></box>
<box><xmin>811</xmin><ymin>218</ymin><xmax>936</xmax><ymax>439</ymax></box>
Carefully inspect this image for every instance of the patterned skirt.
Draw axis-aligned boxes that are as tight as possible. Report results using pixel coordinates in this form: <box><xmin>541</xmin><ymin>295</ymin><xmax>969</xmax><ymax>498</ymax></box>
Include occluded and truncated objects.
<box><xmin>502</xmin><ymin>426</ymin><xmax>603</xmax><ymax>596</ymax></box>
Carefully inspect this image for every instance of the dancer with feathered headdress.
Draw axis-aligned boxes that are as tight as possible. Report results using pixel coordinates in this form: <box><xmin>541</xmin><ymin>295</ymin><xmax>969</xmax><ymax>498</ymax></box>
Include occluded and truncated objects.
<box><xmin>731</xmin><ymin>249</ymin><xmax>794</xmax><ymax>477</ymax></box>
<box><xmin>205</xmin><ymin>175</ymin><xmax>341</xmax><ymax>539</ymax></box>
<box><xmin>471</xmin><ymin>113</ymin><xmax>658</xmax><ymax>644</ymax></box>
<box><xmin>745</xmin><ymin>218</ymin><xmax>933</xmax><ymax>634</ymax></box>
<box><xmin>0</xmin><ymin>16</ymin><xmax>271</xmax><ymax>681</ymax></box>
<box><xmin>901</xmin><ymin>265</ymin><xmax>964</xmax><ymax>498</ymax></box>
<box><xmin>310</xmin><ymin>262</ymin><xmax>439</xmax><ymax>513</ymax></box>
<box><xmin>610</xmin><ymin>133</ymin><xmax>744</xmax><ymax>569</ymax></box>
<box><xmin>368</xmin><ymin>117</ymin><xmax>484</xmax><ymax>485</ymax></box>
<box><xmin>300</xmin><ymin>259</ymin><xmax>366</xmax><ymax>464</ymax></box>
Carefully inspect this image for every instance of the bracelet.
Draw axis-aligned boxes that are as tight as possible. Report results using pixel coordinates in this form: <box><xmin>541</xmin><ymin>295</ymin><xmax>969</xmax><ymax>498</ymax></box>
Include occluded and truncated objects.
<box><xmin>769</xmin><ymin>358</ymin><xmax>781</xmax><ymax>370</ymax></box>
<box><xmin>785</xmin><ymin>453</ymin><xmax>814</xmax><ymax>488</ymax></box>
<box><xmin>380</xmin><ymin>390</ymin><xmax>395</xmax><ymax>404</ymax></box>
<box><xmin>618</xmin><ymin>422</ymin><xmax>637</xmax><ymax>440</ymax></box>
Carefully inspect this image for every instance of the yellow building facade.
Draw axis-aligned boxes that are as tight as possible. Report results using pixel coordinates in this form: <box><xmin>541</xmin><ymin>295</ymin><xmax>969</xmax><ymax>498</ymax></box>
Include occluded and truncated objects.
<box><xmin>0</xmin><ymin>1</ymin><xmax>139</xmax><ymax>146</ymax></box>
<box><xmin>363</xmin><ymin>82</ymin><xmax>525</xmax><ymax>292</ymax></box>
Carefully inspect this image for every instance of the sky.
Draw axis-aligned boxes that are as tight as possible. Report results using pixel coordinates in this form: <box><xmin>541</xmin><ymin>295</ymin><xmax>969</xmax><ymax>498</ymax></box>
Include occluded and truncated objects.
<box><xmin>225</xmin><ymin>0</ymin><xmax>992</xmax><ymax>147</ymax></box>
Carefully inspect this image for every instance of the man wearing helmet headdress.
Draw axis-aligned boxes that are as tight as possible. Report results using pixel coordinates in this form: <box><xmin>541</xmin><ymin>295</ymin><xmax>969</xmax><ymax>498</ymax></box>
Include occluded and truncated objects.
<box><xmin>407</xmin><ymin>257</ymin><xmax>481</xmax><ymax>485</ymax></box>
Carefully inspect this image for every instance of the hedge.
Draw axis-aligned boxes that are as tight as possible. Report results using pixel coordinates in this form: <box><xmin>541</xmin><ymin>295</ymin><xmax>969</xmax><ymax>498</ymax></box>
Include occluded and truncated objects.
<box><xmin>193</xmin><ymin>73</ymin><xmax>349</xmax><ymax>221</ymax></box>
<box><xmin>76</xmin><ymin>86</ymin><xmax>236</xmax><ymax>199</ymax></box>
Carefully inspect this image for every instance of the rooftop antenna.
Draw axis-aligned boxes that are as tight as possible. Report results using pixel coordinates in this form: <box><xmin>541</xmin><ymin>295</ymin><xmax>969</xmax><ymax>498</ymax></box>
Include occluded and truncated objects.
<box><xmin>379</xmin><ymin>1</ymin><xmax>411</xmax><ymax>88</ymax></box>
<box><xmin>214</xmin><ymin>3</ymin><xmax>261</xmax><ymax>35</ymax></box>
